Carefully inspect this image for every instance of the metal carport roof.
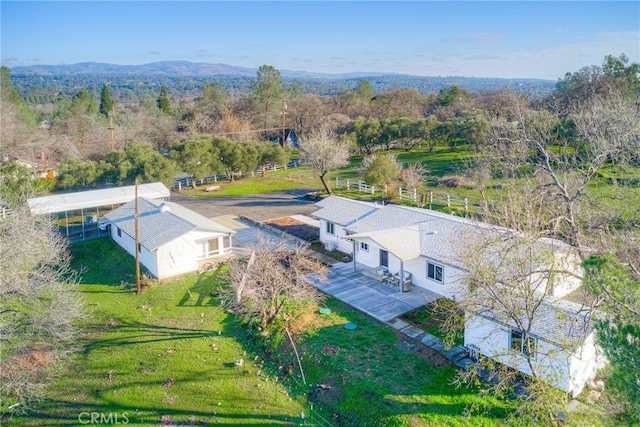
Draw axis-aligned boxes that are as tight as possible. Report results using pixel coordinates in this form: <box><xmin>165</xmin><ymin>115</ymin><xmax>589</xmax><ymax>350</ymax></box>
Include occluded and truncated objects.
<box><xmin>27</xmin><ymin>182</ymin><xmax>170</xmax><ymax>215</ymax></box>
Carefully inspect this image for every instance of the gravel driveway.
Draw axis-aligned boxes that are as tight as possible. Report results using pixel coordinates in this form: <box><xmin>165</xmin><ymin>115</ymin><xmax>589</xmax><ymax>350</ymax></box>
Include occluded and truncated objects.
<box><xmin>169</xmin><ymin>188</ymin><xmax>320</xmax><ymax>221</ymax></box>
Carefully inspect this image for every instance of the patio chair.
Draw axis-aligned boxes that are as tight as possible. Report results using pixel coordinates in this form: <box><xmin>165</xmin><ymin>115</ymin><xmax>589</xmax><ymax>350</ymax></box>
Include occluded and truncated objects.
<box><xmin>397</xmin><ymin>271</ymin><xmax>412</xmax><ymax>292</ymax></box>
<box><xmin>376</xmin><ymin>268</ymin><xmax>390</xmax><ymax>282</ymax></box>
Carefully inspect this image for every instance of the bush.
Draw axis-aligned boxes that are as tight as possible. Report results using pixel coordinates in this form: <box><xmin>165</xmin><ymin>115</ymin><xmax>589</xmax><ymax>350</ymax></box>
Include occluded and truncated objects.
<box><xmin>437</xmin><ymin>175</ymin><xmax>474</xmax><ymax>188</ymax></box>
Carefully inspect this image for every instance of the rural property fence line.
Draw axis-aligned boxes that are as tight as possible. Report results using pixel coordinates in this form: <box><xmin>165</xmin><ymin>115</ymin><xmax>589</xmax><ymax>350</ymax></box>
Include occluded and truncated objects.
<box><xmin>173</xmin><ymin>158</ymin><xmax>307</xmax><ymax>190</ymax></box>
<box><xmin>334</xmin><ymin>177</ymin><xmax>487</xmax><ymax>214</ymax></box>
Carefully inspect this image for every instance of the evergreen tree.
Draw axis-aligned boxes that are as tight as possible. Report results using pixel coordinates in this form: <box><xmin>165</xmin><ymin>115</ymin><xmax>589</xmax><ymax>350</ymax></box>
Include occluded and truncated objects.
<box><xmin>99</xmin><ymin>83</ymin><xmax>115</xmax><ymax>116</ymax></box>
<box><xmin>0</xmin><ymin>66</ymin><xmax>39</xmax><ymax>128</ymax></box>
<box><xmin>157</xmin><ymin>85</ymin><xmax>172</xmax><ymax>115</ymax></box>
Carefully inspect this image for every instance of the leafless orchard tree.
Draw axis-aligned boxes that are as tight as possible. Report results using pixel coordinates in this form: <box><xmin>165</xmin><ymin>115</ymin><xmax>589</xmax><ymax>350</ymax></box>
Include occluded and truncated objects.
<box><xmin>297</xmin><ymin>122</ymin><xmax>351</xmax><ymax>195</ymax></box>
<box><xmin>0</xmin><ymin>204</ymin><xmax>85</xmax><ymax>417</ymax></box>
<box><xmin>400</xmin><ymin>161</ymin><xmax>429</xmax><ymax>193</ymax></box>
<box><xmin>481</xmin><ymin>89</ymin><xmax>640</xmax><ymax>261</ymax></box>
<box><xmin>222</xmin><ymin>235</ymin><xmax>327</xmax><ymax>331</ymax></box>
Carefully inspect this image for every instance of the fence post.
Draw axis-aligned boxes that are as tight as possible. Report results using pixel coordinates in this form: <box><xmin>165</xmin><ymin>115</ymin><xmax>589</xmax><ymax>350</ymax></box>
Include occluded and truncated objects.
<box><xmin>399</xmin><ymin>187</ymin><xmax>402</xmax><ymax>198</ymax></box>
<box><xmin>447</xmin><ymin>194</ymin><xmax>451</xmax><ymax>208</ymax></box>
<box><xmin>335</xmin><ymin>177</ymin><xmax>339</xmax><ymax>189</ymax></box>
<box><xmin>371</xmin><ymin>185</ymin><xmax>375</xmax><ymax>195</ymax></box>
<box><xmin>347</xmin><ymin>179</ymin><xmax>350</xmax><ymax>190</ymax></box>
<box><xmin>464</xmin><ymin>198</ymin><xmax>468</xmax><ymax>212</ymax></box>
<box><xmin>413</xmin><ymin>188</ymin><xmax>417</xmax><ymax>202</ymax></box>
<box><xmin>429</xmin><ymin>191</ymin><xmax>433</xmax><ymax>210</ymax></box>
<box><xmin>178</xmin><ymin>181</ymin><xmax>182</xmax><ymax>192</ymax></box>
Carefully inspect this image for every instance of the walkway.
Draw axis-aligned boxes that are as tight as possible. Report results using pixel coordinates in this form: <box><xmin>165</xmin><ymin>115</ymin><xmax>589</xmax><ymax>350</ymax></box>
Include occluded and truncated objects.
<box><xmin>308</xmin><ymin>261</ymin><xmax>475</xmax><ymax>370</ymax></box>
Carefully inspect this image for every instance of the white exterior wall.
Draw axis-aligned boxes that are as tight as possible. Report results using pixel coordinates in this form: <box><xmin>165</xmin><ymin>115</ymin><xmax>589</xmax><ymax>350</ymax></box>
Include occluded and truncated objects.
<box><xmin>568</xmin><ymin>333</ymin><xmax>600</xmax><ymax>397</ymax></box>
<box><xmin>155</xmin><ymin>238</ymin><xmax>197</xmax><ymax>279</ymax></box>
<box><xmin>353</xmin><ymin>237</ymin><xmax>378</xmax><ymax>266</ymax></box>
<box><xmin>110</xmin><ymin>225</ymin><xmax>160</xmax><ymax>278</ymax></box>
<box><xmin>318</xmin><ymin>219</ymin><xmax>352</xmax><ymax>254</ymax></box>
<box><xmin>110</xmin><ymin>226</ymin><xmax>232</xmax><ymax>280</ymax></box>
<box><xmin>403</xmin><ymin>257</ymin><xmax>466</xmax><ymax>300</ymax></box>
<box><xmin>464</xmin><ymin>316</ymin><xmax>590</xmax><ymax>395</ymax></box>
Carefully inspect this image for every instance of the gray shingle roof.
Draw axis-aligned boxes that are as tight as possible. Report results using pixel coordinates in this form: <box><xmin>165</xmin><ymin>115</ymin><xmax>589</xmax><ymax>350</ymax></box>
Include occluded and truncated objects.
<box><xmin>312</xmin><ymin>196</ymin><xmax>378</xmax><ymax>226</ymax></box>
<box><xmin>105</xmin><ymin>198</ymin><xmax>234</xmax><ymax>250</ymax></box>
<box><xmin>475</xmin><ymin>298</ymin><xmax>593</xmax><ymax>348</ymax></box>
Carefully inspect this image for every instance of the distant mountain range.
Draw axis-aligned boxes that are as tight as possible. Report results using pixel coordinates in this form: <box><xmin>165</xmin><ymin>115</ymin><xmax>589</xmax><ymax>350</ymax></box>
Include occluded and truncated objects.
<box><xmin>10</xmin><ymin>60</ymin><xmax>395</xmax><ymax>80</ymax></box>
<box><xmin>9</xmin><ymin>61</ymin><xmax>557</xmax><ymax>97</ymax></box>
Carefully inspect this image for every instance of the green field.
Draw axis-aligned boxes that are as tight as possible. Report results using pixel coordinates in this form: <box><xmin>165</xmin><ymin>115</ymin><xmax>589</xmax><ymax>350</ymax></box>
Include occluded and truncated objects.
<box><xmin>13</xmin><ymin>239</ymin><xmax>515</xmax><ymax>426</ymax></box>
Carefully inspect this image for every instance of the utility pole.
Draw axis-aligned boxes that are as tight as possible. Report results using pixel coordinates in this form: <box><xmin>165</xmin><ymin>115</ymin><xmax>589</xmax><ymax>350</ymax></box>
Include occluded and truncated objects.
<box><xmin>135</xmin><ymin>179</ymin><xmax>141</xmax><ymax>294</ymax></box>
<box><xmin>281</xmin><ymin>101</ymin><xmax>287</xmax><ymax>148</ymax></box>
<box><xmin>108</xmin><ymin>110</ymin><xmax>115</xmax><ymax>151</ymax></box>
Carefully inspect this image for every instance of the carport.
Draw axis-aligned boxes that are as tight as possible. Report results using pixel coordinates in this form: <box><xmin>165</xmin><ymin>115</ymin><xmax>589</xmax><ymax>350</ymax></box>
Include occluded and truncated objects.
<box><xmin>27</xmin><ymin>182</ymin><xmax>170</xmax><ymax>241</ymax></box>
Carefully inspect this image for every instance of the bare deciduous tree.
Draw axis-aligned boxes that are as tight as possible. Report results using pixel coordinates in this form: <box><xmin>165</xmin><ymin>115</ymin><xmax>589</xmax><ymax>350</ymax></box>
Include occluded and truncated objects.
<box><xmin>298</xmin><ymin>123</ymin><xmax>351</xmax><ymax>194</ymax></box>
<box><xmin>0</xmin><ymin>204</ymin><xmax>85</xmax><ymax>417</ymax></box>
<box><xmin>441</xmin><ymin>189</ymin><xmax>595</xmax><ymax>424</ymax></box>
<box><xmin>223</xmin><ymin>235</ymin><xmax>327</xmax><ymax>330</ymax></box>
<box><xmin>401</xmin><ymin>161</ymin><xmax>429</xmax><ymax>193</ymax></box>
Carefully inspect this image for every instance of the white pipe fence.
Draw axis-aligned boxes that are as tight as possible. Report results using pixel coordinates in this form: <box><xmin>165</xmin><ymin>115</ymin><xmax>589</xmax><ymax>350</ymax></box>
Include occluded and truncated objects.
<box><xmin>173</xmin><ymin>158</ymin><xmax>307</xmax><ymax>189</ymax></box>
<box><xmin>335</xmin><ymin>177</ymin><xmax>484</xmax><ymax>214</ymax></box>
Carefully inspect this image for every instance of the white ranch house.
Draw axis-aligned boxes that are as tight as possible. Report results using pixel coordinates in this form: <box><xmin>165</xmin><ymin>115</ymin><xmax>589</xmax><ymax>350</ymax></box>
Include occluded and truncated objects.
<box><xmin>104</xmin><ymin>198</ymin><xmax>235</xmax><ymax>280</ymax></box>
<box><xmin>313</xmin><ymin>196</ymin><xmax>603</xmax><ymax>397</ymax></box>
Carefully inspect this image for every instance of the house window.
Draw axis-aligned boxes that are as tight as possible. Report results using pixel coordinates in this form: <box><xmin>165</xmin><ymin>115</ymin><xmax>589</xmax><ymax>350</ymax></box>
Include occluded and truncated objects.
<box><xmin>117</xmin><ymin>227</ymin><xmax>121</xmax><ymax>237</ymax></box>
<box><xmin>197</xmin><ymin>237</ymin><xmax>221</xmax><ymax>260</ymax></box>
<box><xmin>360</xmin><ymin>242</ymin><xmax>369</xmax><ymax>252</ymax></box>
<box><xmin>510</xmin><ymin>329</ymin><xmax>537</xmax><ymax>357</ymax></box>
<box><xmin>326</xmin><ymin>221</ymin><xmax>335</xmax><ymax>235</ymax></box>
<box><xmin>427</xmin><ymin>262</ymin><xmax>444</xmax><ymax>283</ymax></box>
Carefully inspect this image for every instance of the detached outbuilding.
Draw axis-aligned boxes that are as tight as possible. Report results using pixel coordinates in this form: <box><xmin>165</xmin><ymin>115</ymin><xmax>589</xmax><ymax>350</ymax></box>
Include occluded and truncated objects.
<box><xmin>104</xmin><ymin>198</ymin><xmax>235</xmax><ymax>280</ymax></box>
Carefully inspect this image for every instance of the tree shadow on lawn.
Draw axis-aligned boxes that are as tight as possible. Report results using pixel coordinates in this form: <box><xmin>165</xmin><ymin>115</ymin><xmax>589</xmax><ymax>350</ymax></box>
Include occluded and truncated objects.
<box><xmin>223</xmin><ymin>296</ymin><xmax>513</xmax><ymax>426</ymax></box>
<box><xmin>177</xmin><ymin>266</ymin><xmax>226</xmax><ymax>307</ymax></box>
<box><xmin>19</xmin><ymin>396</ymin><xmax>303</xmax><ymax>426</ymax></box>
<box><xmin>83</xmin><ymin>321</ymin><xmax>220</xmax><ymax>352</ymax></box>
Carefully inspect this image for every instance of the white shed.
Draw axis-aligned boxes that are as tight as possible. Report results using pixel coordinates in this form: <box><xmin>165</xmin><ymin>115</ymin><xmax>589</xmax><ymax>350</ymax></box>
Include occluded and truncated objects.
<box><xmin>104</xmin><ymin>198</ymin><xmax>235</xmax><ymax>280</ymax></box>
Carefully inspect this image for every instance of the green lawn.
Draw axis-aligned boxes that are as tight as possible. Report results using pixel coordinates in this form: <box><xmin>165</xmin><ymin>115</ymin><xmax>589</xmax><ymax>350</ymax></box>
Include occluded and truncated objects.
<box><xmin>182</xmin><ymin>169</ymin><xmax>321</xmax><ymax>197</ymax></box>
<box><xmin>13</xmin><ymin>239</ymin><xmax>517</xmax><ymax>426</ymax></box>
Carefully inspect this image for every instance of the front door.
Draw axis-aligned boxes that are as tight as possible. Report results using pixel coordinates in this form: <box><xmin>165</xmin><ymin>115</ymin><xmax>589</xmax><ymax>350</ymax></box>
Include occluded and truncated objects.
<box><xmin>380</xmin><ymin>249</ymin><xmax>389</xmax><ymax>268</ymax></box>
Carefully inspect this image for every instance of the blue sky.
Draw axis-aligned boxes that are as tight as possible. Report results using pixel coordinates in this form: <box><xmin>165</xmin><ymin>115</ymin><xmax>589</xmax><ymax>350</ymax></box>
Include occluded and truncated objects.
<box><xmin>1</xmin><ymin>1</ymin><xmax>638</xmax><ymax>79</ymax></box>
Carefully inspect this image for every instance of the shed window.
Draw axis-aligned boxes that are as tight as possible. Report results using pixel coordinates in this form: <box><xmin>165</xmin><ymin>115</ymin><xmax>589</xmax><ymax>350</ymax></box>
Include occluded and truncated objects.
<box><xmin>360</xmin><ymin>242</ymin><xmax>369</xmax><ymax>252</ymax></box>
<box><xmin>117</xmin><ymin>227</ymin><xmax>121</xmax><ymax>237</ymax></box>
<box><xmin>510</xmin><ymin>329</ymin><xmax>537</xmax><ymax>357</ymax></box>
<box><xmin>197</xmin><ymin>237</ymin><xmax>222</xmax><ymax>259</ymax></box>
<box><xmin>427</xmin><ymin>262</ymin><xmax>443</xmax><ymax>283</ymax></box>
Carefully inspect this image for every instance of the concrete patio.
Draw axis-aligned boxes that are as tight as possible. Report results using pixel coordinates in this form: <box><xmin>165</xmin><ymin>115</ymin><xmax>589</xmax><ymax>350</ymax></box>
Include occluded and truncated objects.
<box><xmin>308</xmin><ymin>261</ymin><xmax>441</xmax><ymax>322</ymax></box>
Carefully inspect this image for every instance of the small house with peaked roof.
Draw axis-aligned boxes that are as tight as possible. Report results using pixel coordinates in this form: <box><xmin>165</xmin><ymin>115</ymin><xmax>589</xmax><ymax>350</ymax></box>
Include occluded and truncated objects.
<box><xmin>104</xmin><ymin>198</ymin><xmax>235</xmax><ymax>280</ymax></box>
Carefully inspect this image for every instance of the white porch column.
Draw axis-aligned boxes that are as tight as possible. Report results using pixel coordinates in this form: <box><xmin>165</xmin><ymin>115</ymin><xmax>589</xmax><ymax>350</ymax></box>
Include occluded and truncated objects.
<box><xmin>352</xmin><ymin>239</ymin><xmax>357</xmax><ymax>272</ymax></box>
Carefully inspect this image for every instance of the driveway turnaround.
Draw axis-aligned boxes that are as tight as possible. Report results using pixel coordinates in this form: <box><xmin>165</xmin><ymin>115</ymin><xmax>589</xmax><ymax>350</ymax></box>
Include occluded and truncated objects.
<box><xmin>170</xmin><ymin>189</ymin><xmax>318</xmax><ymax>222</ymax></box>
<box><xmin>308</xmin><ymin>262</ymin><xmax>440</xmax><ymax>322</ymax></box>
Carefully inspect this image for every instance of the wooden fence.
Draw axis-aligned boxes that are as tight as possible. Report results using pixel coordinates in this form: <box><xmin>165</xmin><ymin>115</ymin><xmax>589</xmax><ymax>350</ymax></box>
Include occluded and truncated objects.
<box><xmin>173</xmin><ymin>158</ymin><xmax>307</xmax><ymax>190</ymax></box>
<box><xmin>334</xmin><ymin>177</ymin><xmax>487</xmax><ymax>214</ymax></box>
